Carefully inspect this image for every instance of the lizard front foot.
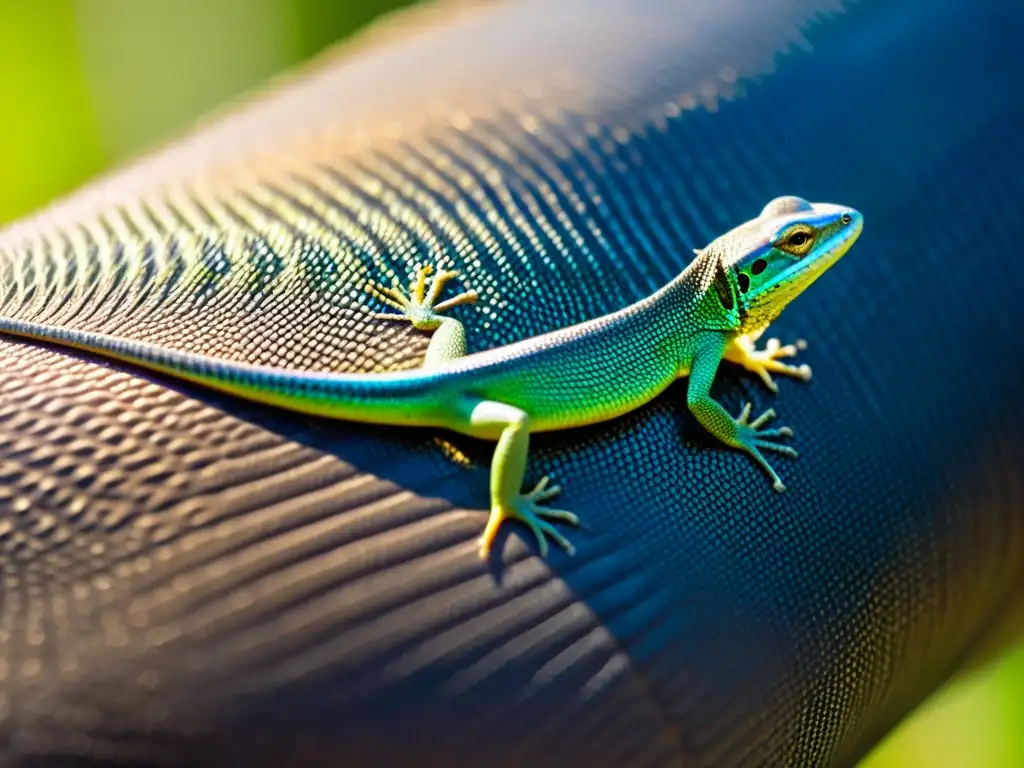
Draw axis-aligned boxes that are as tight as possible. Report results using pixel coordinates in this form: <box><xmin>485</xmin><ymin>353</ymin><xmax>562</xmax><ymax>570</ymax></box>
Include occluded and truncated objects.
<box><xmin>364</xmin><ymin>263</ymin><xmax>478</xmax><ymax>330</ymax></box>
<box><xmin>730</xmin><ymin>403</ymin><xmax>797</xmax><ymax>491</ymax></box>
<box><xmin>479</xmin><ymin>475</ymin><xmax>580</xmax><ymax>559</ymax></box>
<box><xmin>725</xmin><ymin>330</ymin><xmax>811</xmax><ymax>393</ymax></box>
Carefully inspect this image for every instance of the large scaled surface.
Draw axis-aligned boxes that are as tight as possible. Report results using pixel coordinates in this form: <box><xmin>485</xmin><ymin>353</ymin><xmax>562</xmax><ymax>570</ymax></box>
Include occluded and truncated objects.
<box><xmin>0</xmin><ymin>0</ymin><xmax>1022</xmax><ymax>765</ymax></box>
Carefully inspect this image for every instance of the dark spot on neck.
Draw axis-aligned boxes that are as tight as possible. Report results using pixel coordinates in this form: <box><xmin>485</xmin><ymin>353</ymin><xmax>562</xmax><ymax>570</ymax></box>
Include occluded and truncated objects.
<box><xmin>751</xmin><ymin>258</ymin><xmax>767</xmax><ymax>275</ymax></box>
<box><xmin>737</xmin><ymin>272</ymin><xmax>751</xmax><ymax>293</ymax></box>
<box><xmin>712</xmin><ymin>258</ymin><xmax>734</xmax><ymax>311</ymax></box>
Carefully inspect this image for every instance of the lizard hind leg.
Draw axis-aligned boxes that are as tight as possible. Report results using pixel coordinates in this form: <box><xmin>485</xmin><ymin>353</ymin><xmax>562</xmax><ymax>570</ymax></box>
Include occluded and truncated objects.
<box><xmin>364</xmin><ymin>262</ymin><xmax>480</xmax><ymax>368</ymax></box>
<box><xmin>456</xmin><ymin>398</ymin><xmax>581</xmax><ymax>559</ymax></box>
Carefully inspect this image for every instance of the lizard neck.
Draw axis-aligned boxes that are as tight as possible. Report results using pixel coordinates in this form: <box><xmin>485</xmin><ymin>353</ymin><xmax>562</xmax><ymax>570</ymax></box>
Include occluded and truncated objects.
<box><xmin>630</xmin><ymin>256</ymin><xmax>739</xmax><ymax>366</ymax></box>
<box><xmin>650</xmin><ymin>248</ymin><xmax>741</xmax><ymax>330</ymax></box>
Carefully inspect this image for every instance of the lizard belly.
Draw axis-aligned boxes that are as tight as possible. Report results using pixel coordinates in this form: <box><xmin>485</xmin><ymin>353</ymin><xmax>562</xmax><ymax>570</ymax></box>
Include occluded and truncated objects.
<box><xmin>526</xmin><ymin>383</ymin><xmax>673</xmax><ymax>432</ymax></box>
<box><xmin>465</xmin><ymin>357</ymin><xmax>680</xmax><ymax>435</ymax></box>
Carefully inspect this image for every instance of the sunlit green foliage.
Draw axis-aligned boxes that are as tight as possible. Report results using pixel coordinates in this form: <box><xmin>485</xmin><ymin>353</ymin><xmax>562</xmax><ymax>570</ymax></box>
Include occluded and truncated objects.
<box><xmin>864</xmin><ymin>643</ymin><xmax>1024</xmax><ymax>767</ymax></box>
<box><xmin>0</xmin><ymin>0</ymin><xmax>415</xmax><ymax>223</ymax></box>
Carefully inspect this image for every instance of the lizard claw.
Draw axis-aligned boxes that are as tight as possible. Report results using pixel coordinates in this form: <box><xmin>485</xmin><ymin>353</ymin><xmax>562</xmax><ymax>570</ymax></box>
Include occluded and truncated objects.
<box><xmin>732</xmin><ymin>403</ymin><xmax>797</xmax><ymax>491</ymax></box>
<box><xmin>725</xmin><ymin>333</ymin><xmax>813</xmax><ymax>393</ymax></box>
<box><xmin>364</xmin><ymin>262</ymin><xmax>478</xmax><ymax>330</ymax></box>
<box><xmin>478</xmin><ymin>475</ymin><xmax>580</xmax><ymax>559</ymax></box>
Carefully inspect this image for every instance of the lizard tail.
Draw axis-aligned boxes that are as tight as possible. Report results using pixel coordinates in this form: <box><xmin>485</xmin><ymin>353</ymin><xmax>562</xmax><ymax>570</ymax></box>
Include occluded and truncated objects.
<box><xmin>0</xmin><ymin>318</ymin><xmax>443</xmax><ymax>427</ymax></box>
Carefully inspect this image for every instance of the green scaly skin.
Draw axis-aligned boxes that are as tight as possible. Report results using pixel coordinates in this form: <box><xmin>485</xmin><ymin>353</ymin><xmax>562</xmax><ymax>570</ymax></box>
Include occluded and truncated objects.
<box><xmin>0</xmin><ymin>196</ymin><xmax>862</xmax><ymax>558</ymax></box>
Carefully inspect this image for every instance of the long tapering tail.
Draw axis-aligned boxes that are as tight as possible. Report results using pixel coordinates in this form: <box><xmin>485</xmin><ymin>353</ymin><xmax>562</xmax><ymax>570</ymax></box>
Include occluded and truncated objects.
<box><xmin>0</xmin><ymin>318</ymin><xmax>443</xmax><ymax>426</ymax></box>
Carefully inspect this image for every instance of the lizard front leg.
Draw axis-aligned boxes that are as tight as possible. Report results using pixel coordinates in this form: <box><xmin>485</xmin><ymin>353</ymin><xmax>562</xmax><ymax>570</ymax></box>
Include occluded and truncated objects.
<box><xmin>364</xmin><ymin>263</ymin><xmax>479</xmax><ymax>368</ymax></box>
<box><xmin>456</xmin><ymin>398</ymin><xmax>580</xmax><ymax>559</ymax></box>
<box><xmin>723</xmin><ymin>327</ymin><xmax>811</xmax><ymax>393</ymax></box>
<box><xmin>687</xmin><ymin>333</ymin><xmax>797</xmax><ymax>491</ymax></box>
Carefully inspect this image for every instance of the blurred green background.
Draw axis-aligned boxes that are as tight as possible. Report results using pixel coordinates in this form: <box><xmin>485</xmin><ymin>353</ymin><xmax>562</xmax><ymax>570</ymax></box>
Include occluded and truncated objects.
<box><xmin>0</xmin><ymin>1</ymin><xmax>1021</xmax><ymax>765</ymax></box>
<box><xmin>0</xmin><ymin>0</ymin><xmax>416</xmax><ymax>223</ymax></box>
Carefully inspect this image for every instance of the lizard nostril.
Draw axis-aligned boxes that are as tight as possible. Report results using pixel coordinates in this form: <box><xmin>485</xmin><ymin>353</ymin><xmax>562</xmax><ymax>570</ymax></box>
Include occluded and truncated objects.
<box><xmin>840</xmin><ymin>212</ymin><xmax>853</xmax><ymax>225</ymax></box>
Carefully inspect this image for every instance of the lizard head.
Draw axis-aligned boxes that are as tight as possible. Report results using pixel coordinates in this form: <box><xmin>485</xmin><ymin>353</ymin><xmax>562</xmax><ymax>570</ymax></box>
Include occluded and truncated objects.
<box><xmin>715</xmin><ymin>196</ymin><xmax>863</xmax><ymax>333</ymax></box>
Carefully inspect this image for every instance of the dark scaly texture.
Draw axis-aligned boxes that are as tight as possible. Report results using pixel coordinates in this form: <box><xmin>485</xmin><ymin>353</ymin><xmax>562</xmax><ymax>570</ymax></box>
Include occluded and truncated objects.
<box><xmin>0</xmin><ymin>0</ymin><xmax>1022</xmax><ymax>766</ymax></box>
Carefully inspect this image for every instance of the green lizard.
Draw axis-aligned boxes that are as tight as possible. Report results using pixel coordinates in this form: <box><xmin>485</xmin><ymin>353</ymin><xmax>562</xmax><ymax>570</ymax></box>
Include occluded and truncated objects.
<box><xmin>0</xmin><ymin>195</ymin><xmax>861</xmax><ymax>559</ymax></box>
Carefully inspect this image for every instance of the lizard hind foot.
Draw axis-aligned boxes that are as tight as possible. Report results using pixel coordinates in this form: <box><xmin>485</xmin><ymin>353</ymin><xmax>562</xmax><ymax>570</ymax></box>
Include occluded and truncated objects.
<box><xmin>364</xmin><ymin>262</ymin><xmax>478</xmax><ymax>330</ymax></box>
<box><xmin>478</xmin><ymin>475</ymin><xmax>580</xmax><ymax>560</ymax></box>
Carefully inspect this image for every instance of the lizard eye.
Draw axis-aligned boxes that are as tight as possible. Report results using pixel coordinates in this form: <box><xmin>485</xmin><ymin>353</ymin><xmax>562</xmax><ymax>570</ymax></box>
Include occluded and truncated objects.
<box><xmin>776</xmin><ymin>225</ymin><xmax>815</xmax><ymax>255</ymax></box>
